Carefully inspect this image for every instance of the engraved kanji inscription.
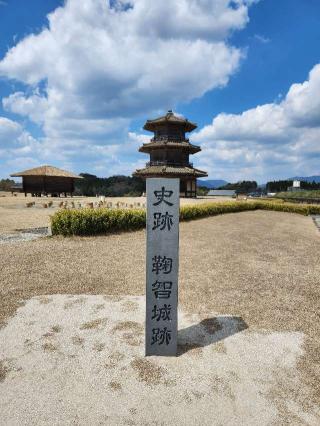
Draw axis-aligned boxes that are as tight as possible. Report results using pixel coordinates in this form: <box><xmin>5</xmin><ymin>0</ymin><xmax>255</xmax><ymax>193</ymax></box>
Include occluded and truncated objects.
<box><xmin>153</xmin><ymin>186</ymin><xmax>173</xmax><ymax>206</ymax></box>
<box><xmin>152</xmin><ymin>212</ymin><xmax>174</xmax><ymax>231</ymax></box>
<box><xmin>151</xmin><ymin>304</ymin><xmax>172</xmax><ymax>321</ymax></box>
<box><xmin>152</xmin><ymin>256</ymin><xmax>173</xmax><ymax>275</ymax></box>
<box><xmin>151</xmin><ymin>327</ymin><xmax>172</xmax><ymax>345</ymax></box>
<box><xmin>152</xmin><ymin>280</ymin><xmax>173</xmax><ymax>299</ymax></box>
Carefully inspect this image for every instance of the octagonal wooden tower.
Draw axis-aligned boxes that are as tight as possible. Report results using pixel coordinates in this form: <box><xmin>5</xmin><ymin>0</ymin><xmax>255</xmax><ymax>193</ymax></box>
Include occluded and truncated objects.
<box><xmin>134</xmin><ymin>111</ymin><xmax>207</xmax><ymax>198</ymax></box>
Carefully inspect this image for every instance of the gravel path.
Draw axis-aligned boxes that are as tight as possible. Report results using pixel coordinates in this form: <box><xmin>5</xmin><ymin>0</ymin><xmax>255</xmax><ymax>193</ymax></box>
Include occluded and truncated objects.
<box><xmin>1</xmin><ymin>294</ymin><xmax>318</xmax><ymax>425</ymax></box>
<box><xmin>0</xmin><ymin>227</ymin><xmax>51</xmax><ymax>244</ymax></box>
<box><xmin>0</xmin><ymin>210</ymin><xmax>319</xmax><ymax>424</ymax></box>
<box><xmin>312</xmin><ymin>215</ymin><xmax>320</xmax><ymax>231</ymax></box>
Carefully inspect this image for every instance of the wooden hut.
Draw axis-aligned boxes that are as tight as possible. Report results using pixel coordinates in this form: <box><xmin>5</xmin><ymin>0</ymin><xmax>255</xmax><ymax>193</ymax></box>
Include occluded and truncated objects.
<box><xmin>133</xmin><ymin>111</ymin><xmax>207</xmax><ymax>197</ymax></box>
<box><xmin>10</xmin><ymin>165</ymin><xmax>83</xmax><ymax>197</ymax></box>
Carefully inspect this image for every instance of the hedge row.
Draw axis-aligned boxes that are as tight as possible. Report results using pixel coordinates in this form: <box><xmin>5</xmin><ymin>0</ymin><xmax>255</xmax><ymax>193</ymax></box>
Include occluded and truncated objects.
<box><xmin>50</xmin><ymin>201</ymin><xmax>320</xmax><ymax>236</ymax></box>
<box><xmin>276</xmin><ymin>190</ymin><xmax>320</xmax><ymax>199</ymax></box>
<box><xmin>51</xmin><ymin>208</ymin><xmax>145</xmax><ymax>236</ymax></box>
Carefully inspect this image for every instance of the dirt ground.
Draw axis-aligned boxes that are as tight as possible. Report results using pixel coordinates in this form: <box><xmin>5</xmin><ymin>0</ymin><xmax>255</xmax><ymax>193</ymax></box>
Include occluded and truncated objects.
<box><xmin>0</xmin><ymin>203</ymin><xmax>320</xmax><ymax>424</ymax></box>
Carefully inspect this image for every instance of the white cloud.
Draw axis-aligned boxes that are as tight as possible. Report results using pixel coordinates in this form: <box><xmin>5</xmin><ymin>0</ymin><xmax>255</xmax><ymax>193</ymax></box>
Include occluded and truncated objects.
<box><xmin>253</xmin><ymin>34</ymin><xmax>270</xmax><ymax>44</ymax></box>
<box><xmin>0</xmin><ymin>116</ymin><xmax>42</xmax><ymax>177</ymax></box>
<box><xmin>3</xmin><ymin>91</ymin><xmax>49</xmax><ymax>124</ymax></box>
<box><xmin>0</xmin><ymin>117</ymin><xmax>22</xmax><ymax>146</ymax></box>
<box><xmin>285</xmin><ymin>64</ymin><xmax>320</xmax><ymax>127</ymax></box>
<box><xmin>193</xmin><ymin>64</ymin><xmax>320</xmax><ymax>182</ymax></box>
<box><xmin>0</xmin><ymin>115</ymin><xmax>148</xmax><ymax>179</ymax></box>
<box><xmin>0</xmin><ymin>0</ymin><xmax>256</xmax><ymax>175</ymax></box>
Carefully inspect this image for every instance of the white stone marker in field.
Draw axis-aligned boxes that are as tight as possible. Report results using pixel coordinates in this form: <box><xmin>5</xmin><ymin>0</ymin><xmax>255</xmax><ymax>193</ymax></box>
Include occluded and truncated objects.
<box><xmin>146</xmin><ymin>178</ymin><xmax>180</xmax><ymax>356</ymax></box>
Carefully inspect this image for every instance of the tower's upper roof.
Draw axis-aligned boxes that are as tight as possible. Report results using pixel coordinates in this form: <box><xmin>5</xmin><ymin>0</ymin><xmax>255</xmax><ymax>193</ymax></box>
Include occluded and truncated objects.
<box><xmin>143</xmin><ymin>110</ymin><xmax>197</xmax><ymax>132</ymax></box>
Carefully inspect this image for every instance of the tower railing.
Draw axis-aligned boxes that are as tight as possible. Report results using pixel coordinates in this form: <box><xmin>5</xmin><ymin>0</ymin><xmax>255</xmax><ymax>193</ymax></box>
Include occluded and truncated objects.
<box><xmin>151</xmin><ymin>136</ymin><xmax>190</xmax><ymax>143</ymax></box>
<box><xmin>146</xmin><ymin>161</ymin><xmax>193</xmax><ymax>168</ymax></box>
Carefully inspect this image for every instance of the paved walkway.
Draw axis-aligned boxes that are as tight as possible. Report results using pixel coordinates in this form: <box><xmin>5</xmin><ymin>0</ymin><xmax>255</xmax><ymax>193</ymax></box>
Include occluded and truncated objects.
<box><xmin>0</xmin><ymin>227</ymin><xmax>51</xmax><ymax>244</ymax></box>
<box><xmin>312</xmin><ymin>215</ymin><xmax>320</xmax><ymax>231</ymax></box>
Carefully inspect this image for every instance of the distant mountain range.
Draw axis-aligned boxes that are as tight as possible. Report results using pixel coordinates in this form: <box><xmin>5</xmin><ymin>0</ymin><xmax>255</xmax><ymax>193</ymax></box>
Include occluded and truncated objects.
<box><xmin>198</xmin><ymin>179</ymin><xmax>229</xmax><ymax>189</ymax></box>
<box><xmin>288</xmin><ymin>175</ymin><xmax>320</xmax><ymax>183</ymax></box>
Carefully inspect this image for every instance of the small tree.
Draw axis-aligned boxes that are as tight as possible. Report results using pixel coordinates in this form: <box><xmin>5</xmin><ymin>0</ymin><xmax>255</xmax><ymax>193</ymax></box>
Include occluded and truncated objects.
<box><xmin>0</xmin><ymin>179</ymin><xmax>15</xmax><ymax>191</ymax></box>
<box><xmin>197</xmin><ymin>186</ymin><xmax>209</xmax><ymax>196</ymax></box>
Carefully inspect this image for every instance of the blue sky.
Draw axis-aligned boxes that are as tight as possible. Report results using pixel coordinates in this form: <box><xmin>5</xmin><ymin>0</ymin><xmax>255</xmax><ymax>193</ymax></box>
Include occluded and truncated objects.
<box><xmin>0</xmin><ymin>0</ymin><xmax>320</xmax><ymax>183</ymax></box>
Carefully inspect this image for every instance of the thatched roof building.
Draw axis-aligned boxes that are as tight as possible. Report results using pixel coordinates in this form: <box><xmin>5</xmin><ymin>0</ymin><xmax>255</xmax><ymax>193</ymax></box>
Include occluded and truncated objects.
<box><xmin>11</xmin><ymin>165</ymin><xmax>83</xmax><ymax>197</ymax></box>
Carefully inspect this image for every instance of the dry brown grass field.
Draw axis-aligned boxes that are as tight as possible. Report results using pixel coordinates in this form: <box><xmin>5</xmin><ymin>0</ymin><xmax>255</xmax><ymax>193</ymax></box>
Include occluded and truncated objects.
<box><xmin>0</xmin><ymin>191</ymin><xmax>319</xmax><ymax>424</ymax></box>
<box><xmin>0</xmin><ymin>191</ymin><xmax>229</xmax><ymax>233</ymax></box>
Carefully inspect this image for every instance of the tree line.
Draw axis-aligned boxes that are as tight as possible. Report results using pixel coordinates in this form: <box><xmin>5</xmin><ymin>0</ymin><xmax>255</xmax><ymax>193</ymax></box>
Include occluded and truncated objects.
<box><xmin>266</xmin><ymin>180</ymin><xmax>320</xmax><ymax>192</ymax></box>
<box><xmin>75</xmin><ymin>174</ymin><xmax>145</xmax><ymax>196</ymax></box>
<box><xmin>0</xmin><ymin>179</ymin><xmax>15</xmax><ymax>191</ymax></box>
<box><xmin>198</xmin><ymin>180</ymin><xmax>259</xmax><ymax>194</ymax></box>
<box><xmin>218</xmin><ymin>181</ymin><xmax>258</xmax><ymax>193</ymax></box>
<box><xmin>6</xmin><ymin>174</ymin><xmax>320</xmax><ymax>196</ymax></box>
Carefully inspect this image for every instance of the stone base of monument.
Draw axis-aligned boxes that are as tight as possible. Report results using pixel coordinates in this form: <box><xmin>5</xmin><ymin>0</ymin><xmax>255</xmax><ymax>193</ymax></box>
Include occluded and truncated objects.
<box><xmin>0</xmin><ymin>294</ymin><xmax>318</xmax><ymax>425</ymax></box>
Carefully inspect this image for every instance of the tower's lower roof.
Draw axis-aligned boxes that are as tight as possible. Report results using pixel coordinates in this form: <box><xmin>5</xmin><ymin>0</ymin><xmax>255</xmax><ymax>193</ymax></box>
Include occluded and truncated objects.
<box><xmin>133</xmin><ymin>165</ymin><xmax>208</xmax><ymax>178</ymax></box>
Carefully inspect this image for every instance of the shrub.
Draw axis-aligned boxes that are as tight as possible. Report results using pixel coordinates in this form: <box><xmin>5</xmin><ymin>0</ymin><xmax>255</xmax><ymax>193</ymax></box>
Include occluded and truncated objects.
<box><xmin>51</xmin><ymin>201</ymin><xmax>320</xmax><ymax>236</ymax></box>
<box><xmin>51</xmin><ymin>208</ymin><xmax>146</xmax><ymax>236</ymax></box>
<box><xmin>276</xmin><ymin>190</ymin><xmax>320</xmax><ymax>199</ymax></box>
<box><xmin>179</xmin><ymin>201</ymin><xmax>257</xmax><ymax>221</ymax></box>
<box><xmin>254</xmin><ymin>200</ymin><xmax>320</xmax><ymax>215</ymax></box>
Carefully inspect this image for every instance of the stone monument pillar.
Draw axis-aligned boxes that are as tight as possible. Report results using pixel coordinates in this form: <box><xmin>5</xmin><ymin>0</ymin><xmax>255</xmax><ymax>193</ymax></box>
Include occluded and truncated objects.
<box><xmin>145</xmin><ymin>178</ymin><xmax>180</xmax><ymax>356</ymax></box>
